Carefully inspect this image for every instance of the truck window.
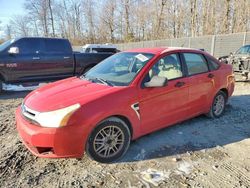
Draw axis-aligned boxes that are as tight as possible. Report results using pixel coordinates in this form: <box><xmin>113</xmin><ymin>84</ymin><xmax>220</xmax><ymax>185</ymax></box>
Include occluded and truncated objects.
<box><xmin>0</xmin><ymin>39</ymin><xmax>14</xmax><ymax>52</ymax></box>
<box><xmin>14</xmin><ymin>38</ymin><xmax>43</xmax><ymax>54</ymax></box>
<box><xmin>45</xmin><ymin>39</ymin><xmax>72</xmax><ymax>54</ymax></box>
<box><xmin>92</xmin><ymin>48</ymin><xmax>116</xmax><ymax>53</ymax></box>
<box><xmin>85</xmin><ymin>48</ymin><xmax>90</xmax><ymax>53</ymax></box>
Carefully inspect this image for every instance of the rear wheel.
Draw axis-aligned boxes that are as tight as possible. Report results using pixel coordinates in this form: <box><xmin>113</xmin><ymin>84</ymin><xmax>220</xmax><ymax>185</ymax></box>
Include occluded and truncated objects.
<box><xmin>86</xmin><ymin>117</ymin><xmax>131</xmax><ymax>163</ymax></box>
<box><xmin>207</xmin><ymin>91</ymin><xmax>227</xmax><ymax>118</ymax></box>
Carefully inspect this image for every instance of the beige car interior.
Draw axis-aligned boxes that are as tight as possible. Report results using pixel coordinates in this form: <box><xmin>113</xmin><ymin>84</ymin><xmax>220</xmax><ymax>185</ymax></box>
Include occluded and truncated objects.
<box><xmin>149</xmin><ymin>55</ymin><xmax>183</xmax><ymax>80</ymax></box>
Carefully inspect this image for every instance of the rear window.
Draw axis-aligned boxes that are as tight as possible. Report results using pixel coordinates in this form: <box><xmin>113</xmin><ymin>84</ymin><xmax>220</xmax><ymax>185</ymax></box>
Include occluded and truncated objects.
<box><xmin>45</xmin><ymin>39</ymin><xmax>72</xmax><ymax>54</ymax></box>
<box><xmin>183</xmin><ymin>53</ymin><xmax>209</xmax><ymax>75</ymax></box>
<box><xmin>92</xmin><ymin>48</ymin><xmax>117</xmax><ymax>53</ymax></box>
<box><xmin>207</xmin><ymin>57</ymin><xmax>220</xmax><ymax>71</ymax></box>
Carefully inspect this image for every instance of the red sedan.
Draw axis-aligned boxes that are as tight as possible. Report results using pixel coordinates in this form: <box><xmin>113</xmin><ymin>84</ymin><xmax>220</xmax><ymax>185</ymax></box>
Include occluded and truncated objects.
<box><xmin>16</xmin><ymin>47</ymin><xmax>235</xmax><ymax>163</ymax></box>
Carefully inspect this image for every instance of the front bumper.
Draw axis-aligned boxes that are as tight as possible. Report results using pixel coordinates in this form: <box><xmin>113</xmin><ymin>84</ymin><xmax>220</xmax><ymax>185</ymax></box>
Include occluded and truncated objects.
<box><xmin>16</xmin><ymin>107</ymin><xmax>87</xmax><ymax>158</ymax></box>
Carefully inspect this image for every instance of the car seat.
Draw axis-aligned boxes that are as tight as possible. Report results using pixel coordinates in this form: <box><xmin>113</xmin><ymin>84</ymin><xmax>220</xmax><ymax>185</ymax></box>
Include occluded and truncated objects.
<box><xmin>158</xmin><ymin>56</ymin><xmax>182</xmax><ymax>79</ymax></box>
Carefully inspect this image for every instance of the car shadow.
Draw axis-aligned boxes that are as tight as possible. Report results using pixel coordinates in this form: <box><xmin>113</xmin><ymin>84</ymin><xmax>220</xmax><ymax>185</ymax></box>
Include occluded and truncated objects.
<box><xmin>119</xmin><ymin>94</ymin><xmax>250</xmax><ymax>163</ymax></box>
<box><xmin>0</xmin><ymin>91</ymin><xmax>30</xmax><ymax>100</ymax></box>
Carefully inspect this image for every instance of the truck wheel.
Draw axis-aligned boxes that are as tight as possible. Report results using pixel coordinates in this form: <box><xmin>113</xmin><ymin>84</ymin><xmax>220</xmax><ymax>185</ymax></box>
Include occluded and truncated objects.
<box><xmin>86</xmin><ymin>117</ymin><xmax>131</xmax><ymax>163</ymax></box>
<box><xmin>207</xmin><ymin>91</ymin><xmax>227</xmax><ymax>118</ymax></box>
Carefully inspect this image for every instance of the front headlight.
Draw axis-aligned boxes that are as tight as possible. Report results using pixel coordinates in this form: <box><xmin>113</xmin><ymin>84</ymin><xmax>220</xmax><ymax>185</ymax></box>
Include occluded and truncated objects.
<box><xmin>35</xmin><ymin>103</ymin><xmax>81</xmax><ymax>128</ymax></box>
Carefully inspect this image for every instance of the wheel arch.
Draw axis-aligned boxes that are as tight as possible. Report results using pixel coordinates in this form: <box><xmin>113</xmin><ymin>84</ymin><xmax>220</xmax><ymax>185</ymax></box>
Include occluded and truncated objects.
<box><xmin>219</xmin><ymin>88</ymin><xmax>229</xmax><ymax>101</ymax></box>
<box><xmin>112</xmin><ymin>115</ymin><xmax>133</xmax><ymax>138</ymax></box>
<box><xmin>93</xmin><ymin>115</ymin><xmax>133</xmax><ymax>139</ymax></box>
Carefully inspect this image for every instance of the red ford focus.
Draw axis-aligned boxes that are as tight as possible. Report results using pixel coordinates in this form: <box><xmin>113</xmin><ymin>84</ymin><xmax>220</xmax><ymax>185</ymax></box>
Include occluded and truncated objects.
<box><xmin>16</xmin><ymin>47</ymin><xmax>235</xmax><ymax>163</ymax></box>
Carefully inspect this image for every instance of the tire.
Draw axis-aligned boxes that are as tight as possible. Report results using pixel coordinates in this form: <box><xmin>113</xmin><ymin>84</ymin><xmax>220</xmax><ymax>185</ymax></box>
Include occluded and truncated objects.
<box><xmin>207</xmin><ymin>91</ymin><xmax>227</xmax><ymax>118</ymax></box>
<box><xmin>86</xmin><ymin>117</ymin><xmax>131</xmax><ymax>163</ymax></box>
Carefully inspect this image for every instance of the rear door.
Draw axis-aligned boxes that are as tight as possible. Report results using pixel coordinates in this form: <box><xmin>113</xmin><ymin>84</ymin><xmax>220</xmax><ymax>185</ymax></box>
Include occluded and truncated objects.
<box><xmin>181</xmin><ymin>52</ymin><xmax>215</xmax><ymax>117</ymax></box>
<box><xmin>138</xmin><ymin>53</ymin><xmax>189</xmax><ymax>134</ymax></box>
<box><xmin>43</xmin><ymin>39</ymin><xmax>74</xmax><ymax>79</ymax></box>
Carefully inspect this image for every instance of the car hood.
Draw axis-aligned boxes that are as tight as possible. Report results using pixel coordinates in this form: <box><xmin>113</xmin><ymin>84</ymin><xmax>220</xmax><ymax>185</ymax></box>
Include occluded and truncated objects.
<box><xmin>24</xmin><ymin>77</ymin><xmax>122</xmax><ymax>112</ymax></box>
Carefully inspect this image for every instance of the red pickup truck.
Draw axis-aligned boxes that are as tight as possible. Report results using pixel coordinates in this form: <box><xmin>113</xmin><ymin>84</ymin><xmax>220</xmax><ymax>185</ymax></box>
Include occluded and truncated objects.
<box><xmin>16</xmin><ymin>47</ymin><xmax>235</xmax><ymax>163</ymax></box>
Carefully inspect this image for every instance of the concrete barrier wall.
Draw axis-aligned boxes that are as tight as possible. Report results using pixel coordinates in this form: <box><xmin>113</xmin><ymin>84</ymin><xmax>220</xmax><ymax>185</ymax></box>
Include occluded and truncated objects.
<box><xmin>73</xmin><ymin>32</ymin><xmax>250</xmax><ymax>58</ymax></box>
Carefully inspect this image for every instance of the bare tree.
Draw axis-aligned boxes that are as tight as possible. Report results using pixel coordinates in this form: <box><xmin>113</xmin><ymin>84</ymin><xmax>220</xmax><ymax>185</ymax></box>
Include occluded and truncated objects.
<box><xmin>5</xmin><ymin>25</ymin><xmax>12</xmax><ymax>39</ymax></box>
<box><xmin>222</xmin><ymin>0</ymin><xmax>231</xmax><ymax>33</ymax></box>
<box><xmin>2</xmin><ymin>0</ymin><xmax>250</xmax><ymax>44</ymax></box>
<box><xmin>48</xmin><ymin>0</ymin><xmax>55</xmax><ymax>37</ymax></box>
<box><xmin>10</xmin><ymin>15</ymin><xmax>31</xmax><ymax>37</ymax></box>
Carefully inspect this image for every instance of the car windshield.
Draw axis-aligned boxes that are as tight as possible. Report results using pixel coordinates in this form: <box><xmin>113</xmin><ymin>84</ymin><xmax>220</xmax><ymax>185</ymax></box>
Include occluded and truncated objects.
<box><xmin>0</xmin><ymin>39</ymin><xmax>15</xmax><ymax>51</ymax></box>
<box><xmin>236</xmin><ymin>46</ymin><xmax>250</xmax><ymax>54</ymax></box>
<box><xmin>83</xmin><ymin>52</ymin><xmax>154</xmax><ymax>86</ymax></box>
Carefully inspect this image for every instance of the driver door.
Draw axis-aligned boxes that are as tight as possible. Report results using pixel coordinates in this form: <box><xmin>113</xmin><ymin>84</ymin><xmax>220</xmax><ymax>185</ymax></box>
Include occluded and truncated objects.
<box><xmin>138</xmin><ymin>53</ymin><xmax>189</xmax><ymax>134</ymax></box>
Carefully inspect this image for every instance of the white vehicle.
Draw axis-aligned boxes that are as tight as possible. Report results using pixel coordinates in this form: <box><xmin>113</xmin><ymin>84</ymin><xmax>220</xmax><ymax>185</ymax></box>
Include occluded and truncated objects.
<box><xmin>82</xmin><ymin>44</ymin><xmax>118</xmax><ymax>53</ymax></box>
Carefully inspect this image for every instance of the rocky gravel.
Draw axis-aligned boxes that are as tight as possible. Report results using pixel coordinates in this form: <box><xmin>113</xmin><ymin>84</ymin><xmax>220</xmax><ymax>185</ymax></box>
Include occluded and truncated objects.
<box><xmin>0</xmin><ymin>81</ymin><xmax>250</xmax><ymax>188</ymax></box>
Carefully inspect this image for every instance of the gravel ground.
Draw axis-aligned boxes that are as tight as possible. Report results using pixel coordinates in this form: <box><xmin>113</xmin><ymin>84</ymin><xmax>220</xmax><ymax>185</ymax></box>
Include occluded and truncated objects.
<box><xmin>0</xmin><ymin>81</ymin><xmax>250</xmax><ymax>188</ymax></box>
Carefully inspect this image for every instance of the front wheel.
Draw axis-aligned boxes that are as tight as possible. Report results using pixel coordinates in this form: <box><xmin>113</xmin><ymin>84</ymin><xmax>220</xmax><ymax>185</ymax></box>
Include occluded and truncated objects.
<box><xmin>207</xmin><ymin>91</ymin><xmax>227</xmax><ymax>118</ymax></box>
<box><xmin>86</xmin><ymin>117</ymin><xmax>131</xmax><ymax>163</ymax></box>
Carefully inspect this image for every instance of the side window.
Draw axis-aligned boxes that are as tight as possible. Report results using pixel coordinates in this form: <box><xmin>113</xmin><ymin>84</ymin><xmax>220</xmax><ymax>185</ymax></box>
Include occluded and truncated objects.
<box><xmin>92</xmin><ymin>48</ymin><xmax>116</xmax><ymax>53</ymax></box>
<box><xmin>45</xmin><ymin>39</ymin><xmax>72</xmax><ymax>54</ymax></box>
<box><xmin>148</xmin><ymin>54</ymin><xmax>183</xmax><ymax>80</ymax></box>
<box><xmin>14</xmin><ymin>39</ymin><xmax>43</xmax><ymax>54</ymax></box>
<box><xmin>183</xmin><ymin>53</ymin><xmax>208</xmax><ymax>75</ymax></box>
<box><xmin>207</xmin><ymin>57</ymin><xmax>220</xmax><ymax>71</ymax></box>
<box><xmin>85</xmin><ymin>48</ymin><xmax>90</xmax><ymax>53</ymax></box>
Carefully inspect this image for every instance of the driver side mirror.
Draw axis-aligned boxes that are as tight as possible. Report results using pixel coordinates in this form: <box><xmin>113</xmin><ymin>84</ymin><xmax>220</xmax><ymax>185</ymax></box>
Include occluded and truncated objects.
<box><xmin>144</xmin><ymin>76</ymin><xmax>168</xmax><ymax>88</ymax></box>
<box><xmin>230</xmin><ymin>52</ymin><xmax>233</xmax><ymax>56</ymax></box>
<box><xmin>8</xmin><ymin>47</ymin><xmax>19</xmax><ymax>54</ymax></box>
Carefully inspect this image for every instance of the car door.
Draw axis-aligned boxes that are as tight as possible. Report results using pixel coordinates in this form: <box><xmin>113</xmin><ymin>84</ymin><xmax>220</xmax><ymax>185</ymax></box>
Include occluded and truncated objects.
<box><xmin>43</xmin><ymin>39</ymin><xmax>74</xmax><ymax>79</ymax></box>
<box><xmin>138</xmin><ymin>53</ymin><xmax>189</xmax><ymax>134</ymax></box>
<box><xmin>6</xmin><ymin>38</ymin><xmax>46</xmax><ymax>82</ymax></box>
<box><xmin>181</xmin><ymin>52</ymin><xmax>215</xmax><ymax>117</ymax></box>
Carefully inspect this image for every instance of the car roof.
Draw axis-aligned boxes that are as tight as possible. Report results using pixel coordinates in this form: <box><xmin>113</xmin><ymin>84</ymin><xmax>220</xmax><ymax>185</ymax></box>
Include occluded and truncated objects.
<box><xmin>17</xmin><ymin>37</ymin><xmax>68</xmax><ymax>41</ymax></box>
<box><xmin>125</xmin><ymin>47</ymin><xmax>203</xmax><ymax>55</ymax></box>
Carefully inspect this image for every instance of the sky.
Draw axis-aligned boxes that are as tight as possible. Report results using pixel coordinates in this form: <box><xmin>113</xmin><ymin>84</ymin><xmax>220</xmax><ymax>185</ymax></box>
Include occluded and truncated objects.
<box><xmin>0</xmin><ymin>0</ymin><xmax>26</xmax><ymax>37</ymax></box>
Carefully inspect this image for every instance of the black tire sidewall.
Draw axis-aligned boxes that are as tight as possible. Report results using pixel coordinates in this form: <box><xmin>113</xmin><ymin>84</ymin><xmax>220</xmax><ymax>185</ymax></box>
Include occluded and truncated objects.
<box><xmin>211</xmin><ymin>91</ymin><xmax>226</xmax><ymax>118</ymax></box>
<box><xmin>86</xmin><ymin>118</ymin><xmax>131</xmax><ymax>163</ymax></box>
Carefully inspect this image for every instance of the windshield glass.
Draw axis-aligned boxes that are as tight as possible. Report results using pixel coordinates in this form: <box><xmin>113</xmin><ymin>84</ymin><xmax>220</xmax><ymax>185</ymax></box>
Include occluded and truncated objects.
<box><xmin>84</xmin><ymin>52</ymin><xmax>154</xmax><ymax>86</ymax></box>
<box><xmin>236</xmin><ymin>46</ymin><xmax>250</xmax><ymax>54</ymax></box>
<box><xmin>0</xmin><ymin>39</ymin><xmax>15</xmax><ymax>51</ymax></box>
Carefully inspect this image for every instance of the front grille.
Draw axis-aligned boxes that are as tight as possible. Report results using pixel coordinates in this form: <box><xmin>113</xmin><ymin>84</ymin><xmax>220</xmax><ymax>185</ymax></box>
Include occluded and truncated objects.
<box><xmin>21</xmin><ymin>103</ymin><xmax>40</xmax><ymax>124</ymax></box>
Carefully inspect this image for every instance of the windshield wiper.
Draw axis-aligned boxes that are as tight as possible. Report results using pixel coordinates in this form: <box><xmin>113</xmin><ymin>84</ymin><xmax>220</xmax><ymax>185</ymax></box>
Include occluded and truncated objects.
<box><xmin>81</xmin><ymin>75</ymin><xmax>113</xmax><ymax>86</ymax></box>
<box><xmin>95</xmin><ymin>77</ymin><xmax>114</xmax><ymax>86</ymax></box>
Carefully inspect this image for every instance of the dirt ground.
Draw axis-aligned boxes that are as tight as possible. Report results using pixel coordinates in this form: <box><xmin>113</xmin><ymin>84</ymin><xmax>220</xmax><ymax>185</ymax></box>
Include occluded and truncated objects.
<box><xmin>0</xmin><ymin>81</ymin><xmax>250</xmax><ymax>188</ymax></box>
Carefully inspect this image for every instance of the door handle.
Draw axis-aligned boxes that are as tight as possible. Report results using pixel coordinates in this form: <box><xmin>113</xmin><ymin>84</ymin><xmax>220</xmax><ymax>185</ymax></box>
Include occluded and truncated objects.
<box><xmin>208</xmin><ymin>73</ymin><xmax>214</xmax><ymax>78</ymax></box>
<box><xmin>175</xmin><ymin>81</ymin><xmax>185</xmax><ymax>87</ymax></box>
<box><xmin>32</xmin><ymin>57</ymin><xmax>40</xmax><ymax>60</ymax></box>
<box><xmin>63</xmin><ymin>56</ymin><xmax>70</xmax><ymax>59</ymax></box>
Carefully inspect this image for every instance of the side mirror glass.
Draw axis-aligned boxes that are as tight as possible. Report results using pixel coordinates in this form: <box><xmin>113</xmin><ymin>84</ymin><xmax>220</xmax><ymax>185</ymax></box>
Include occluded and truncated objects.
<box><xmin>8</xmin><ymin>47</ymin><xmax>19</xmax><ymax>54</ymax></box>
<box><xmin>144</xmin><ymin>76</ymin><xmax>168</xmax><ymax>88</ymax></box>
